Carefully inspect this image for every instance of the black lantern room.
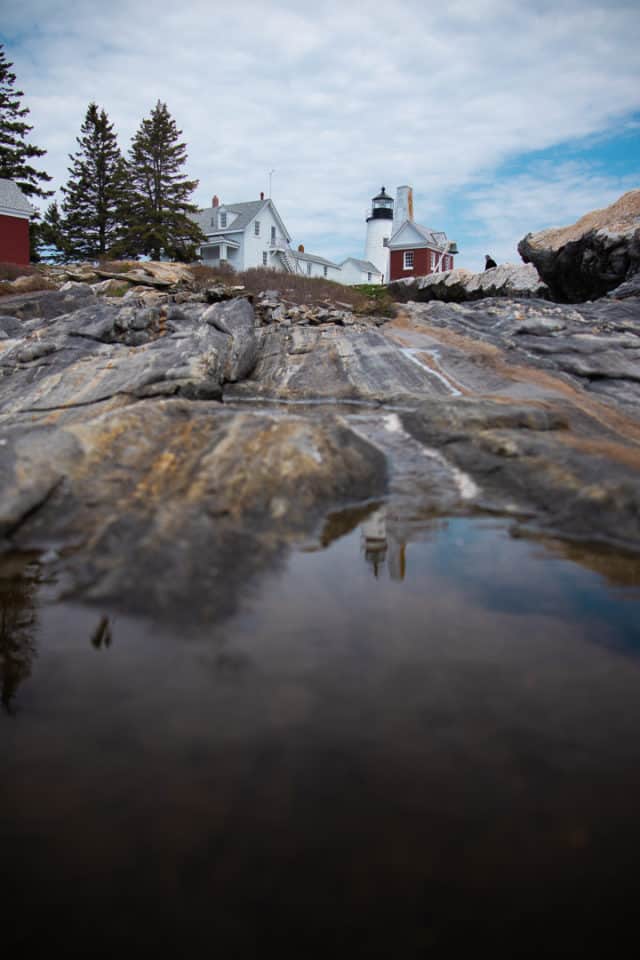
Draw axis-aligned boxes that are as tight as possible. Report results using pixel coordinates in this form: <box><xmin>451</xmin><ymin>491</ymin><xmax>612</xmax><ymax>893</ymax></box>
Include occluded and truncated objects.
<box><xmin>367</xmin><ymin>186</ymin><xmax>394</xmax><ymax>221</ymax></box>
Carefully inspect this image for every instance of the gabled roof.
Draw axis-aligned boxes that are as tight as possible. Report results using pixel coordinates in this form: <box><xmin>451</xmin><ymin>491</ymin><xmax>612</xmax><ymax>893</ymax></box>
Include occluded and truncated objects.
<box><xmin>0</xmin><ymin>178</ymin><xmax>36</xmax><ymax>218</ymax></box>
<box><xmin>340</xmin><ymin>257</ymin><xmax>382</xmax><ymax>274</ymax></box>
<box><xmin>292</xmin><ymin>250</ymin><xmax>341</xmax><ymax>268</ymax></box>
<box><xmin>192</xmin><ymin>198</ymin><xmax>291</xmax><ymax>243</ymax></box>
<box><xmin>387</xmin><ymin>219</ymin><xmax>448</xmax><ymax>250</ymax></box>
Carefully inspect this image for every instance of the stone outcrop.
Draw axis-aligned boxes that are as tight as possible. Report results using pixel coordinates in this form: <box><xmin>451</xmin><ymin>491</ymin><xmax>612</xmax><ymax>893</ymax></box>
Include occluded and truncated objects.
<box><xmin>0</xmin><ymin>295</ymin><xmax>260</xmax><ymax>413</ymax></box>
<box><xmin>0</xmin><ymin>259</ymin><xmax>639</xmax><ymax>617</ymax></box>
<box><xmin>388</xmin><ymin>263</ymin><xmax>549</xmax><ymax>303</ymax></box>
<box><xmin>518</xmin><ymin>189</ymin><xmax>640</xmax><ymax>302</ymax></box>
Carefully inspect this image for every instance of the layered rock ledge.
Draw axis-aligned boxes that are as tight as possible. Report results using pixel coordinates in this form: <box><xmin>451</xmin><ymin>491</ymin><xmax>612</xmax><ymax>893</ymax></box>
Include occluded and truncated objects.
<box><xmin>1</xmin><ymin>254</ymin><xmax>639</xmax><ymax>618</ymax></box>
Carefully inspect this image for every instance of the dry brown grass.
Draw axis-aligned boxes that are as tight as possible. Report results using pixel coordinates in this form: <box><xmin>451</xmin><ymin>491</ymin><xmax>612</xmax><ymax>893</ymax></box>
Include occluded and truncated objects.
<box><xmin>0</xmin><ymin>272</ymin><xmax>57</xmax><ymax>297</ymax></box>
<box><xmin>188</xmin><ymin>264</ymin><xmax>395</xmax><ymax>315</ymax></box>
<box><xmin>0</xmin><ymin>261</ymin><xmax>37</xmax><ymax>281</ymax></box>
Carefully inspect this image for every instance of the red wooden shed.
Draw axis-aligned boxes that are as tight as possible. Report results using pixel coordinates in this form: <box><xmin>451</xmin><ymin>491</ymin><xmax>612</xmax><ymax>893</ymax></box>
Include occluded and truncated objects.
<box><xmin>0</xmin><ymin>178</ymin><xmax>35</xmax><ymax>266</ymax></box>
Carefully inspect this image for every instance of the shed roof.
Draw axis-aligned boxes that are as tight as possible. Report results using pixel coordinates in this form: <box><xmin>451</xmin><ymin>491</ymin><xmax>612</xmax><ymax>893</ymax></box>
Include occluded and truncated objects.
<box><xmin>292</xmin><ymin>250</ymin><xmax>341</xmax><ymax>268</ymax></box>
<box><xmin>341</xmin><ymin>257</ymin><xmax>382</xmax><ymax>274</ymax></box>
<box><xmin>0</xmin><ymin>178</ymin><xmax>36</xmax><ymax>217</ymax></box>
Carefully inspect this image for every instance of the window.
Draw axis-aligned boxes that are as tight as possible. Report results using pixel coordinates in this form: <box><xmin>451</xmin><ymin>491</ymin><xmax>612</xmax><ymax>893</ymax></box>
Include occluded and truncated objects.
<box><xmin>323</xmin><ymin>266</ymin><xmax>328</xmax><ymax>277</ymax></box>
<box><xmin>271</xmin><ymin>226</ymin><xmax>276</xmax><ymax>243</ymax></box>
<box><xmin>403</xmin><ymin>251</ymin><xmax>414</xmax><ymax>270</ymax></box>
<box><xmin>220</xmin><ymin>212</ymin><xmax>227</xmax><ymax>228</ymax></box>
<box><xmin>307</xmin><ymin>262</ymin><xmax>312</xmax><ymax>276</ymax></box>
<box><xmin>367</xmin><ymin>272</ymin><xmax>372</xmax><ymax>282</ymax></box>
<box><xmin>210</xmin><ymin>217</ymin><xmax>215</xmax><ymax>227</ymax></box>
<box><xmin>254</xmin><ymin>220</ymin><xmax>261</xmax><ymax>236</ymax></box>
<box><xmin>262</xmin><ymin>251</ymin><xmax>268</xmax><ymax>266</ymax></box>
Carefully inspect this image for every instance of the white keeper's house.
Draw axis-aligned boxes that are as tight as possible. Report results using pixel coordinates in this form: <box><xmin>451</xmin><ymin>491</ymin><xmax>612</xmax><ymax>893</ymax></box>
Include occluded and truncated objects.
<box><xmin>192</xmin><ymin>193</ymin><xmax>342</xmax><ymax>280</ymax></box>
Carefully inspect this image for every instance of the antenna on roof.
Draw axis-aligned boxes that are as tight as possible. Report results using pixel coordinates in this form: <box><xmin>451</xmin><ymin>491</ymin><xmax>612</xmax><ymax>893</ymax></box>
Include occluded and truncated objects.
<box><xmin>268</xmin><ymin>169</ymin><xmax>275</xmax><ymax>198</ymax></box>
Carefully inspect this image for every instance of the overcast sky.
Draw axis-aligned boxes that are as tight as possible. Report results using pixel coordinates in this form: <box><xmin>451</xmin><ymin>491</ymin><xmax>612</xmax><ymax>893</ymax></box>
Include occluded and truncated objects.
<box><xmin>2</xmin><ymin>0</ymin><xmax>639</xmax><ymax>269</ymax></box>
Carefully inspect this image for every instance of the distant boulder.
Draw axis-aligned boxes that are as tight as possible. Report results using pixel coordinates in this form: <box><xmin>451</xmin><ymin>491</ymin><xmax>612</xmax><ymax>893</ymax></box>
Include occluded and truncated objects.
<box><xmin>518</xmin><ymin>189</ymin><xmax>640</xmax><ymax>302</ymax></box>
<box><xmin>389</xmin><ymin>263</ymin><xmax>549</xmax><ymax>303</ymax></box>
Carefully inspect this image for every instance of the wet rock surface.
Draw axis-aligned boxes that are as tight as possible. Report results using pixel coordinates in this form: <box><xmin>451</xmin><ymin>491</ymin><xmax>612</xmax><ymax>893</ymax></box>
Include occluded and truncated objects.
<box><xmin>0</xmin><ymin>276</ymin><xmax>639</xmax><ymax>614</ymax></box>
<box><xmin>1</xmin><ymin>399</ymin><xmax>386</xmax><ymax>619</ymax></box>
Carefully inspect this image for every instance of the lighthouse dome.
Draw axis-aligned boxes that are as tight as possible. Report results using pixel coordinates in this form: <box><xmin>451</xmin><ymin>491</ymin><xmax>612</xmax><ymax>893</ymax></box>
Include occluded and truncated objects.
<box><xmin>367</xmin><ymin>186</ymin><xmax>394</xmax><ymax>221</ymax></box>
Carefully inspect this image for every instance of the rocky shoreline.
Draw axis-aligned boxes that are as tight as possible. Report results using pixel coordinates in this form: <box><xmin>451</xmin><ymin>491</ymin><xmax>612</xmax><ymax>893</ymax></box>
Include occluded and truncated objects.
<box><xmin>1</xmin><ymin>194</ymin><xmax>639</xmax><ymax>615</ymax></box>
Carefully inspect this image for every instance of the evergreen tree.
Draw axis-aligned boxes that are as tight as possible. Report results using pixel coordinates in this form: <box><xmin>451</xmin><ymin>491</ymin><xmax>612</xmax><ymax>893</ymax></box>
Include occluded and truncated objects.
<box><xmin>0</xmin><ymin>43</ymin><xmax>52</xmax><ymax>199</ymax></box>
<box><xmin>60</xmin><ymin>102</ymin><xmax>129</xmax><ymax>260</ymax></box>
<box><xmin>125</xmin><ymin>101</ymin><xmax>204</xmax><ymax>260</ymax></box>
<box><xmin>37</xmin><ymin>201</ymin><xmax>68</xmax><ymax>263</ymax></box>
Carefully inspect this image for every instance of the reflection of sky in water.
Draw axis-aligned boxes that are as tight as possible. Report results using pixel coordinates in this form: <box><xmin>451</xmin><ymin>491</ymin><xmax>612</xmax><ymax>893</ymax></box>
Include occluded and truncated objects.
<box><xmin>2</xmin><ymin>518</ymin><xmax>640</xmax><ymax>952</ymax></box>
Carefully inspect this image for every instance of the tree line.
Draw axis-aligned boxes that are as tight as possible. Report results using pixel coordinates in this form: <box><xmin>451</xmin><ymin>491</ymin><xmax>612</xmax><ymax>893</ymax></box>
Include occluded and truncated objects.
<box><xmin>0</xmin><ymin>43</ymin><xmax>204</xmax><ymax>262</ymax></box>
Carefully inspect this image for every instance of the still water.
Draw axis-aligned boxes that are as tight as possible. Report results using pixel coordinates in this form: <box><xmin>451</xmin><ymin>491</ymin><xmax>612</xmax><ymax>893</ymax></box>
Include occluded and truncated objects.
<box><xmin>2</xmin><ymin>514</ymin><xmax>640</xmax><ymax>954</ymax></box>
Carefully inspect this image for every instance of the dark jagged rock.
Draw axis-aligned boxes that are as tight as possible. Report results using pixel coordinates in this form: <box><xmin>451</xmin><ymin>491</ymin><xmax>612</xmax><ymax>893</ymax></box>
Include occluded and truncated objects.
<box><xmin>518</xmin><ymin>189</ymin><xmax>640</xmax><ymax>302</ymax></box>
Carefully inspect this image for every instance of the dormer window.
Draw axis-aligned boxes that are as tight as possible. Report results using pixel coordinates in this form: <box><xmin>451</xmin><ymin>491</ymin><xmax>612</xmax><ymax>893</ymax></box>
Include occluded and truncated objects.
<box><xmin>254</xmin><ymin>220</ymin><xmax>261</xmax><ymax>237</ymax></box>
<box><xmin>220</xmin><ymin>212</ymin><xmax>227</xmax><ymax>228</ymax></box>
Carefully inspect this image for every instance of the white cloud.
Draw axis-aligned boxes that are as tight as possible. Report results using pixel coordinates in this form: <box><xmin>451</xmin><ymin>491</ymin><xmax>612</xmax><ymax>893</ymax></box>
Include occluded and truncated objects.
<box><xmin>456</xmin><ymin>162</ymin><xmax>640</xmax><ymax>270</ymax></box>
<box><xmin>2</xmin><ymin>0</ymin><xmax>639</xmax><ymax>263</ymax></box>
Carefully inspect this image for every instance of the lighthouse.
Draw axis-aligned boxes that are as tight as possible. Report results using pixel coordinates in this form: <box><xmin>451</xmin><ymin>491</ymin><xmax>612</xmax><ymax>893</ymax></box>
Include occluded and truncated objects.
<box><xmin>364</xmin><ymin>186</ymin><xmax>393</xmax><ymax>281</ymax></box>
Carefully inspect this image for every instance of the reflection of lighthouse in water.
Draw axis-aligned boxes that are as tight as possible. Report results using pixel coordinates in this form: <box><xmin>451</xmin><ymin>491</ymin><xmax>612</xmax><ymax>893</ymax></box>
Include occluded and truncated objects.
<box><xmin>360</xmin><ymin>507</ymin><xmax>406</xmax><ymax>580</ymax></box>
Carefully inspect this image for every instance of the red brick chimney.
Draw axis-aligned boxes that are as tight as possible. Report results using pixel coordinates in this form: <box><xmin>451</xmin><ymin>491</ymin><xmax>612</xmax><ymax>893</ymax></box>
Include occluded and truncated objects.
<box><xmin>212</xmin><ymin>195</ymin><xmax>219</xmax><ymax>208</ymax></box>
<box><xmin>298</xmin><ymin>244</ymin><xmax>304</xmax><ymax>253</ymax></box>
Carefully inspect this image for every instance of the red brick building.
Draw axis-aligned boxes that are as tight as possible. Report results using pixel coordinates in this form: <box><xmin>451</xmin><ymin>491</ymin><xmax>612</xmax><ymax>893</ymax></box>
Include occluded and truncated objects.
<box><xmin>386</xmin><ymin>187</ymin><xmax>457</xmax><ymax>281</ymax></box>
<box><xmin>0</xmin><ymin>178</ymin><xmax>35</xmax><ymax>265</ymax></box>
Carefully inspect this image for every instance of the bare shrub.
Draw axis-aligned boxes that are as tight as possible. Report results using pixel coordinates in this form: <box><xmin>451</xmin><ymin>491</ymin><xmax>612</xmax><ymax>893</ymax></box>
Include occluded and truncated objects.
<box><xmin>0</xmin><ymin>262</ymin><xmax>37</xmax><ymax>281</ymax></box>
<box><xmin>238</xmin><ymin>267</ymin><xmax>370</xmax><ymax>308</ymax></box>
<box><xmin>189</xmin><ymin>263</ymin><xmax>235</xmax><ymax>288</ymax></box>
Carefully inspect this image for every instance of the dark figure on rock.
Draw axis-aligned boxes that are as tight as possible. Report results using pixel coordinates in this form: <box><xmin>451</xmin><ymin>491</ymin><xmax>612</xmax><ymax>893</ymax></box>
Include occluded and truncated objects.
<box><xmin>485</xmin><ymin>254</ymin><xmax>497</xmax><ymax>270</ymax></box>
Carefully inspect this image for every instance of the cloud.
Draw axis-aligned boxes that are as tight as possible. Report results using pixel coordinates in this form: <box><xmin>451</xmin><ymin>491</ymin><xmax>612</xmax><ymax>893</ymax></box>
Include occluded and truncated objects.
<box><xmin>2</xmin><ymin>0</ymin><xmax>639</xmax><ymax>263</ymax></box>
<box><xmin>453</xmin><ymin>161</ymin><xmax>640</xmax><ymax>270</ymax></box>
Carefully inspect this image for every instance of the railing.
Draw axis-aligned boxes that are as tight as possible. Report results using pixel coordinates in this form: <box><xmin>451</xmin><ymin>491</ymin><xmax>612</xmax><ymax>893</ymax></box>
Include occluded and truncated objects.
<box><xmin>269</xmin><ymin>234</ymin><xmax>289</xmax><ymax>249</ymax></box>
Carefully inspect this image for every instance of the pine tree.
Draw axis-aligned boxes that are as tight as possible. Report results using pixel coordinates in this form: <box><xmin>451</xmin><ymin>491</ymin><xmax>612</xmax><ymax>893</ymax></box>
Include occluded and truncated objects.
<box><xmin>37</xmin><ymin>201</ymin><xmax>68</xmax><ymax>263</ymax></box>
<box><xmin>0</xmin><ymin>43</ymin><xmax>52</xmax><ymax>199</ymax></box>
<box><xmin>60</xmin><ymin>103</ymin><xmax>129</xmax><ymax>260</ymax></box>
<box><xmin>125</xmin><ymin>101</ymin><xmax>204</xmax><ymax>261</ymax></box>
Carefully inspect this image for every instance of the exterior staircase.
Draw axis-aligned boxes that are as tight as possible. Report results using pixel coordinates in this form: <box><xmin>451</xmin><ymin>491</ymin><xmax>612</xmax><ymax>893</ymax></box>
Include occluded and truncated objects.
<box><xmin>278</xmin><ymin>247</ymin><xmax>297</xmax><ymax>273</ymax></box>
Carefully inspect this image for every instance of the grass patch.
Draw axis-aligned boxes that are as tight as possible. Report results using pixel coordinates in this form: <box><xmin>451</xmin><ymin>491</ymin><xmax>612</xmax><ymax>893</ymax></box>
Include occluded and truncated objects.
<box><xmin>108</xmin><ymin>283</ymin><xmax>130</xmax><ymax>297</ymax></box>
<box><xmin>353</xmin><ymin>283</ymin><xmax>397</xmax><ymax>318</ymax></box>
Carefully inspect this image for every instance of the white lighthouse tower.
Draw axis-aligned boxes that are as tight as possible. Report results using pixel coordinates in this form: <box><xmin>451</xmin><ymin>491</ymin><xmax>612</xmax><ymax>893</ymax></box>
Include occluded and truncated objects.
<box><xmin>364</xmin><ymin>186</ymin><xmax>394</xmax><ymax>281</ymax></box>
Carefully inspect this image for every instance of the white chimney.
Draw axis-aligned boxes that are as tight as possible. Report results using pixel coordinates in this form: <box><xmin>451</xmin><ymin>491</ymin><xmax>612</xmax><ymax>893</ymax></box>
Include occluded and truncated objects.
<box><xmin>393</xmin><ymin>185</ymin><xmax>413</xmax><ymax>231</ymax></box>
